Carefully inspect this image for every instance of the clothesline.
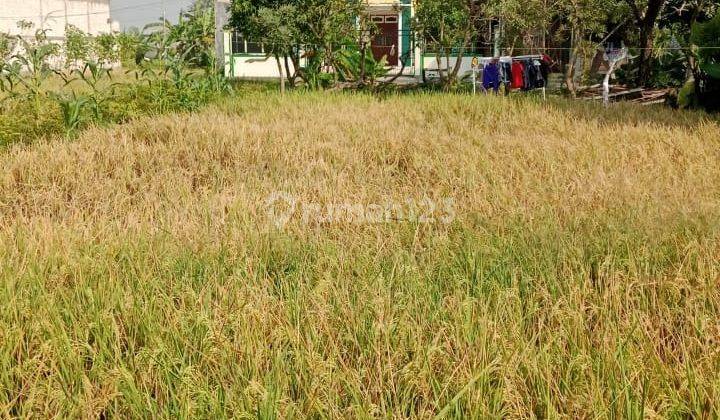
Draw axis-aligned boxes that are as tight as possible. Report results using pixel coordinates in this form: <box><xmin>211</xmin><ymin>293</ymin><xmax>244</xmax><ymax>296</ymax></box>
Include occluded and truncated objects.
<box><xmin>475</xmin><ymin>54</ymin><xmax>550</xmax><ymax>99</ymax></box>
<box><xmin>473</xmin><ymin>54</ymin><xmax>544</xmax><ymax>63</ymax></box>
<box><xmin>500</xmin><ymin>46</ymin><xmax>720</xmax><ymax>50</ymax></box>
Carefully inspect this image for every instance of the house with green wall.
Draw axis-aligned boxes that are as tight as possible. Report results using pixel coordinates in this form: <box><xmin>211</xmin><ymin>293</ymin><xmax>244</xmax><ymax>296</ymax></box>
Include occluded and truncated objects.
<box><xmin>215</xmin><ymin>0</ymin><xmax>421</xmax><ymax>80</ymax></box>
<box><xmin>214</xmin><ymin>0</ymin><xmax>512</xmax><ymax>82</ymax></box>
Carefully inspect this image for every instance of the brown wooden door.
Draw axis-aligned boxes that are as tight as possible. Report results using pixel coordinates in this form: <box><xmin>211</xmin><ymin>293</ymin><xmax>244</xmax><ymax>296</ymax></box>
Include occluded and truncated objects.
<box><xmin>371</xmin><ymin>15</ymin><xmax>399</xmax><ymax>66</ymax></box>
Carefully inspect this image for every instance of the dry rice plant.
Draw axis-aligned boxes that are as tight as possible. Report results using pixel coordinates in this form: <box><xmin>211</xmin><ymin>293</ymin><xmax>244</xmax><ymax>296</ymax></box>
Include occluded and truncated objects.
<box><xmin>0</xmin><ymin>92</ymin><xmax>718</xmax><ymax>418</ymax></box>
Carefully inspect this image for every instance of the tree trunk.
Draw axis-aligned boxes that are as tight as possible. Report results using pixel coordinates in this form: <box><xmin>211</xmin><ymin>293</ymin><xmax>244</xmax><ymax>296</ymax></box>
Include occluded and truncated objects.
<box><xmin>359</xmin><ymin>40</ymin><xmax>367</xmax><ymax>85</ymax></box>
<box><xmin>565</xmin><ymin>29</ymin><xmax>577</xmax><ymax>97</ymax></box>
<box><xmin>275</xmin><ymin>54</ymin><xmax>285</xmax><ymax>94</ymax></box>
<box><xmin>565</xmin><ymin>54</ymin><xmax>577</xmax><ymax>97</ymax></box>
<box><xmin>627</xmin><ymin>0</ymin><xmax>666</xmax><ymax>87</ymax></box>
<box><xmin>290</xmin><ymin>48</ymin><xmax>303</xmax><ymax>85</ymax></box>
<box><xmin>447</xmin><ymin>29</ymin><xmax>473</xmax><ymax>86</ymax></box>
<box><xmin>636</xmin><ymin>22</ymin><xmax>655</xmax><ymax>87</ymax></box>
<box><xmin>436</xmin><ymin>52</ymin><xmax>446</xmax><ymax>87</ymax></box>
<box><xmin>283</xmin><ymin>54</ymin><xmax>295</xmax><ymax>88</ymax></box>
<box><xmin>686</xmin><ymin>1</ymin><xmax>706</xmax><ymax>107</ymax></box>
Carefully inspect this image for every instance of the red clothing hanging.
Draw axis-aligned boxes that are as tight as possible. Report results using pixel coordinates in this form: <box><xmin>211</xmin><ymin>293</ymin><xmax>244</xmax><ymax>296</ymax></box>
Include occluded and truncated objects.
<box><xmin>511</xmin><ymin>61</ymin><xmax>525</xmax><ymax>89</ymax></box>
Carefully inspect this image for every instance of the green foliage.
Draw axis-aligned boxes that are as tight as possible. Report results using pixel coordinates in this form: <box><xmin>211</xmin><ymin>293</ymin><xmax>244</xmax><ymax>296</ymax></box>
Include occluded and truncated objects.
<box><xmin>0</xmin><ymin>62</ymin><xmax>22</xmax><ymax>96</ymax></box>
<box><xmin>0</xmin><ymin>99</ymin><xmax>62</xmax><ymax>145</ymax></box>
<box><xmin>645</xmin><ymin>26</ymin><xmax>688</xmax><ymax>88</ymax></box>
<box><xmin>9</xmin><ymin>30</ymin><xmax>59</xmax><ymax>96</ymax></box>
<box><xmin>134</xmin><ymin>53</ymin><xmax>232</xmax><ymax>114</ymax></box>
<box><xmin>678</xmin><ymin>79</ymin><xmax>698</xmax><ymax>109</ymax></box>
<box><xmin>297</xmin><ymin>0</ymin><xmax>365</xmax><ymax>87</ymax></box>
<box><xmin>94</xmin><ymin>33</ymin><xmax>119</xmax><ymax>65</ymax></box>
<box><xmin>52</xmin><ymin>91</ymin><xmax>90</xmax><ymax>136</ymax></box>
<box><xmin>172</xmin><ymin>0</ymin><xmax>217</xmax><ymax>68</ymax></box>
<box><xmin>414</xmin><ymin>0</ymin><xmax>485</xmax><ymax>88</ymax></box>
<box><xmin>0</xmin><ymin>29</ymin><xmax>60</xmax><ymax>126</ymax></box>
<box><xmin>0</xmin><ymin>32</ymin><xmax>15</xmax><ymax>66</ymax></box>
<box><xmin>487</xmin><ymin>0</ymin><xmax>551</xmax><ymax>48</ymax></box>
<box><xmin>117</xmin><ymin>30</ymin><xmax>142</xmax><ymax>67</ymax></box>
<box><xmin>334</xmin><ymin>46</ymin><xmax>389</xmax><ymax>84</ymax></box>
<box><xmin>0</xmin><ymin>20</ymin><xmax>232</xmax><ymax>144</ymax></box>
<box><xmin>229</xmin><ymin>0</ymin><xmax>363</xmax><ymax>89</ymax></box>
<box><xmin>62</xmin><ymin>61</ymin><xmax>116</xmax><ymax>120</ymax></box>
<box><xmin>559</xmin><ymin>0</ymin><xmax>620</xmax><ymax>39</ymax></box>
<box><xmin>415</xmin><ymin>0</ymin><xmax>478</xmax><ymax>51</ymax></box>
<box><xmin>691</xmin><ymin>12</ymin><xmax>720</xmax><ymax>79</ymax></box>
<box><xmin>690</xmin><ymin>12</ymin><xmax>720</xmax><ymax>110</ymax></box>
<box><xmin>64</xmin><ymin>25</ymin><xmax>91</xmax><ymax>65</ymax></box>
<box><xmin>255</xmin><ymin>4</ymin><xmax>301</xmax><ymax>58</ymax></box>
<box><xmin>300</xmin><ymin>53</ymin><xmax>335</xmax><ymax>90</ymax></box>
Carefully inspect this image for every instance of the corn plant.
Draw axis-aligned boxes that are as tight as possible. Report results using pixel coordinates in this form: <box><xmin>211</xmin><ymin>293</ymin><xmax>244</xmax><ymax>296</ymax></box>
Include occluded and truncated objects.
<box><xmin>51</xmin><ymin>91</ymin><xmax>89</xmax><ymax>136</ymax></box>
<box><xmin>4</xmin><ymin>30</ymin><xmax>59</xmax><ymax>124</ymax></box>
<box><xmin>0</xmin><ymin>62</ymin><xmax>23</xmax><ymax>100</ymax></box>
<box><xmin>61</xmin><ymin>61</ymin><xmax>115</xmax><ymax>121</ymax></box>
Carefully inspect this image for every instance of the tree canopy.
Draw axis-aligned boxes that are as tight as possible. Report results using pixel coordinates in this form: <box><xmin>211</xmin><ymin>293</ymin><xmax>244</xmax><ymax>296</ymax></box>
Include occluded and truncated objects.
<box><xmin>227</xmin><ymin>0</ymin><xmax>718</xmax><ymax>106</ymax></box>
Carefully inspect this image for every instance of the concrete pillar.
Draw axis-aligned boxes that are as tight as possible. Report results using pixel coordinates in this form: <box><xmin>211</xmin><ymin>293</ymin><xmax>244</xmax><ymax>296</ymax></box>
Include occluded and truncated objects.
<box><xmin>215</xmin><ymin>0</ymin><xmax>231</xmax><ymax>73</ymax></box>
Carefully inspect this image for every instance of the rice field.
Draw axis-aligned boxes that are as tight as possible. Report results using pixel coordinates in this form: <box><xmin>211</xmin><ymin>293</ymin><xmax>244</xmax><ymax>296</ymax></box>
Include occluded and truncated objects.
<box><xmin>0</xmin><ymin>92</ymin><xmax>719</xmax><ymax>417</ymax></box>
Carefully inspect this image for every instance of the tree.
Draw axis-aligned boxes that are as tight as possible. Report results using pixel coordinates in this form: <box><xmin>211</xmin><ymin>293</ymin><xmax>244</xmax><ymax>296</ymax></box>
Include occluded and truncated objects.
<box><xmin>173</xmin><ymin>0</ymin><xmax>217</xmax><ymax>69</ymax></box>
<box><xmin>301</xmin><ymin>0</ymin><xmax>363</xmax><ymax>87</ymax></box>
<box><xmin>414</xmin><ymin>0</ymin><xmax>487</xmax><ymax>90</ymax></box>
<box><xmin>625</xmin><ymin>0</ymin><xmax>668</xmax><ymax>86</ymax></box>
<box><xmin>559</xmin><ymin>0</ymin><xmax>619</xmax><ymax>95</ymax></box>
<box><xmin>117</xmin><ymin>29</ymin><xmax>142</xmax><ymax>67</ymax></box>
<box><xmin>488</xmin><ymin>0</ymin><xmax>559</xmax><ymax>53</ymax></box>
<box><xmin>94</xmin><ymin>33</ymin><xmax>119</xmax><ymax>66</ymax></box>
<box><xmin>690</xmin><ymin>10</ymin><xmax>720</xmax><ymax>110</ymax></box>
<box><xmin>64</xmin><ymin>25</ymin><xmax>91</xmax><ymax>67</ymax></box>
<box><xmin>255</xmin><ymin>4</ymin><xmax>301</xmax><ymax>93</ymax></box>
<box><xmin>660</xmin><ymin>0</ymin><xmax>717</xmax><ymax>90</ymax></box>
<box><xmin>229</xmin><ymin>0</ymin><xmax>362</xmax><ymax>90</ymax></box>
<box><xmin>229</xmin><ymin>0</ymin><xmax>305</xmax><ymax>88</ymax></box>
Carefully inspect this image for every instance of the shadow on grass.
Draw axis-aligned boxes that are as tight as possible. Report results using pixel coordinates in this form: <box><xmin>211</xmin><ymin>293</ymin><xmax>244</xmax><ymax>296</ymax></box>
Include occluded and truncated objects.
<box><xmin>543</xmin><ymin>96</ymin><xmax>719</xmax><ymax>131</ymax></box>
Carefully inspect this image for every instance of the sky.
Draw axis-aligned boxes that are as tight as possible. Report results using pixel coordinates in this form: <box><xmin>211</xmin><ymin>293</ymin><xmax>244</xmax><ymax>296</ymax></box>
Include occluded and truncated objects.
<box><xmin>110</xmin><ymin>0</ymin><xmax>195</xmax><ymax>30</ymax></box>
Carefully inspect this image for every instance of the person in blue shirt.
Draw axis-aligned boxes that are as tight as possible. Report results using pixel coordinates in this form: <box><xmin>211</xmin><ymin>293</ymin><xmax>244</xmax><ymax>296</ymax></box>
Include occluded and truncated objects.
<box><xmin>482</xmin><ymin>57</ymin><xmax>501</xmax><ymax>94</ymax></box>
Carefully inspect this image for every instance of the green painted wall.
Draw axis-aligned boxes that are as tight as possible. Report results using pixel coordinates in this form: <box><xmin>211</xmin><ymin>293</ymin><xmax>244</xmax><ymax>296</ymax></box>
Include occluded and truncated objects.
<box><xmin>401</xmin><ymin>3</ymin><xmax>413</xmax><ymax>66</ymax></box>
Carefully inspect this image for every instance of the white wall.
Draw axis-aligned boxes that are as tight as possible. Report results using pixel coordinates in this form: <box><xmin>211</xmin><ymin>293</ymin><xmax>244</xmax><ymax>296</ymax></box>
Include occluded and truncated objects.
<box><xmin>229</xmin><ymin>55</ymin><xmax>299</xmax><ymax>80</ymax></box>
<box><xmin>422</xmin><ymin>55</ymin><xmax>474</xmax><ymax>81</ymax></box>
<box><xmin>223</xmin><ymin>31</ymin><xmax>302</xmax><ymax>79</ymax></box>
<box><xmin>0</xmin><ymin>0</ymin><xmax>113</xmax><ymax>39</ymax></box>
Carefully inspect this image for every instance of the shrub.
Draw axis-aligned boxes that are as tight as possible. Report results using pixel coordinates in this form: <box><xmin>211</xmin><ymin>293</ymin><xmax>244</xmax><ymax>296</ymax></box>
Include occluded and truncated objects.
<box><xmin>64</xmin><ymin>25</ymin><xmax>91</xmax><ymax>66</ymax></box>
<box><xmin>0</xmin><ymin>32</ymin><xmax>15</xmax><ymax>66</ymax></box>
<box><xmin>0</xmin><ymin>15</ymin><xmax>232</xmax><ymax>145</ymax></box>
<box><xmin>117</xmin><ymin>31</ymin><xmax>142</xmax><ymax>67</ymax></box>
<box><xmin>690</xmin><ymin>12</ymin><xmax>720</xmax><ymax>111</ymax></box>
<box><xmin>0</xmin><ymin>99</ymin><xmax>62</xmax><ymax>145</ymax></box>
<box><xmin>94</xmin><ymin>33</ymin><xmax>119</xmax><ymax>66</ymax></box>
<box><xmin>677</xmin><ymin>79</ymin><xmax>698</xmax><ymax>109</ymax></box>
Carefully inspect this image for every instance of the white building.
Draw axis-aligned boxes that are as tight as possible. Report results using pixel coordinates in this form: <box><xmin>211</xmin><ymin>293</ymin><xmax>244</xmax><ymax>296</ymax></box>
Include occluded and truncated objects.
<box><xmin>1</xmin><ymin>0</ymin><xmax>117</xmax><ymax>40</ymax></box>
<box><xmin>215</xmin><ymin>0</ymin><xmax>491</xmax><ymax>82</ymax></box>
<box><xmin>216</xmin><ymin>0</ymin><xmax>421</xmax><ymax>80</ymax></box>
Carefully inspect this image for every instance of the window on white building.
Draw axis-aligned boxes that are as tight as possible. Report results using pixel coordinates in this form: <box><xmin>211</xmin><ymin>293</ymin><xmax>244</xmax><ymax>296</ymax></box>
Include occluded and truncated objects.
<box><xmin>231</xmin><ymin>32</ymin><xmax>263</xmax><ymax>55</ymax></box>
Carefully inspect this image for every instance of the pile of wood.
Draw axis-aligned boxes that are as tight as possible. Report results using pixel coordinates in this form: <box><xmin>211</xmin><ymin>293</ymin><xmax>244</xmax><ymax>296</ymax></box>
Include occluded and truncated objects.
<box><xmin>578</xmin><ymin>85</ymin><xmax>671</xmax><ymax>105</ymax></box>
<box><xmin>631</xmin><ymin>88</ymin><xmax>671</xmax><ymax>106</ymax></box>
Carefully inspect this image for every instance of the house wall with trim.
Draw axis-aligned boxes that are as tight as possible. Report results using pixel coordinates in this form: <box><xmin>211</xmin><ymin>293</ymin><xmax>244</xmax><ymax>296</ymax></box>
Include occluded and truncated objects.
<box><xmin>215</xmin><ymin>0</ymin><xmax>515</xmax><ymax>82</ymax></box>
<box><xmin>217</xmin><ymin>0</ymin><xmax>420</xmax><ymax>80</ymax></box>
